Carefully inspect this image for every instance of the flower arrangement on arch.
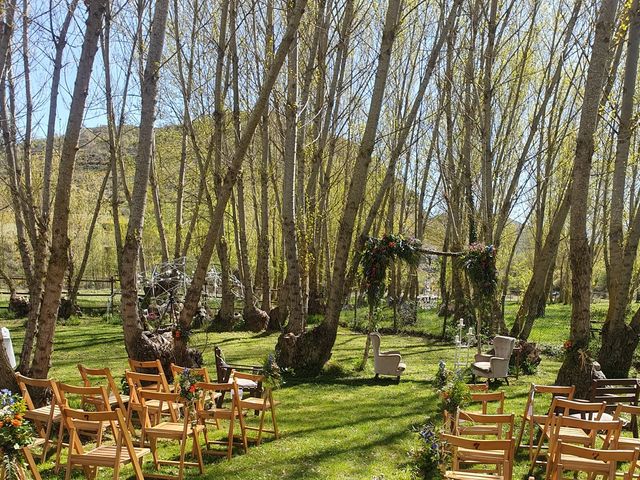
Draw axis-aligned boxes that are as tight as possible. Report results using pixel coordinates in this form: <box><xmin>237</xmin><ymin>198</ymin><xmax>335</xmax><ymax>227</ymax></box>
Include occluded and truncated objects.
<box><xmin>461</xmin><ymin>243</ymin><xmax>498</xmax><ymax>301</ymax></box>
<box><xmin>174</xmin><ymin>368</ymin><xmax>203</xmax><ymax>404</ymax></box>
<box><xmin>361</xmin><ymin>234</ymin><xmax>422</xmax><ymax>307</ymax></box>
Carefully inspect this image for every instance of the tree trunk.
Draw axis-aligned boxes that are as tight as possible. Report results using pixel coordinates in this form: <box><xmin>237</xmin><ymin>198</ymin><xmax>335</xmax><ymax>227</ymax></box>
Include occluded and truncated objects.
<box><xmin>275</xmin><ymin>0</ymin><xmax>402</xmax><ymax>374</ymax></box>
<box><xmin>119</xmin><ymin>0</ymin><xmax>172</xmax><ymax>364</ymax></box>
<box><xmin>598</xmin><ymin>0</ymin><xmax>640</xmax><ymax>377</ymax></box>
<box><xmin>556</xmin><ymin>0</ymin><xmax>618</xmax><ymax>397</ymax></box>
<box><xmin>29</xmin><ymin>0</ymin><xmax>107</xmax><ymax>383</ymax></box>
<box><xmin>177</xmin><ymin>0</ymin><xmax>309</xmax><ymax>331</ymax></box>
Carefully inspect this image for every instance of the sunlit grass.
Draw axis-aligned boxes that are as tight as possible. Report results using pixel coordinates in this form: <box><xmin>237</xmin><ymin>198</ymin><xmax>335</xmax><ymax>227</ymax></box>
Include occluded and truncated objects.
<box><xmin>0</xmin><ymin>304</ymin><xmax>577</xmax><ymax>478</ymax></box>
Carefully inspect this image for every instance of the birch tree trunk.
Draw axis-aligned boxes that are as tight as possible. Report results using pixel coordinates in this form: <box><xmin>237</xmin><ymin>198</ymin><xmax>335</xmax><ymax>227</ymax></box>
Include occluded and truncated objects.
<box><xmin>598</xmin><ymin>0</ymin><xmax>640</xmax><ymax>377</ymax></box>
<box><xmin>119</xmin><ymin>0</ymin><xmax>173</xmax><ymax>363</ymax></box>
<box><xmin>276</xmin><ymin>0</ymin><xmax>402</xmax><ymax>373</ymax></box>
<box><xmin>30</xmin><ymin>0</ymin><xmax>107</xmax><ymax>382</ymax></box>
<box><xmin>556</xmin><ymin>0</ymin><xmax>619</xmax><ymax>397</ymax></box>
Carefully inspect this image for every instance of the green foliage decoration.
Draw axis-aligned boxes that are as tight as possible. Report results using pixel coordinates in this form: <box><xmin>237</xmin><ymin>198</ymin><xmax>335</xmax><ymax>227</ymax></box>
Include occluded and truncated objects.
<box><xmin>361</xmin><ymin>234</ymin><xmax>422</xmax><ymax>308</ymax></box>
<box><xmin>461</xmin><ymin>243</ymin><xmax>498</xmax><ymax>302</ymax></box>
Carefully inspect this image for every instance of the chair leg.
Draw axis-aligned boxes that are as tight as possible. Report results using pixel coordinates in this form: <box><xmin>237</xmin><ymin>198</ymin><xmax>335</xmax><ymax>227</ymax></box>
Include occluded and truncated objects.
<box><xmin>271</xmin><ymin>402</ymin><xmax>279</xmax><ymax>439</ymax></box>
<box><xmin>177</xmin><ymin>433</ymin><xmax>188</xmax><ymax>480</ymax></box>
<box><xmin>151</xmin><ymin>437</ymin><xmax>159</xmax><ymax>470</ymax></box>
<box><xmin>54</xmin><ymin>420</ymin><xmax>65</xmax><ymax>473</ymax></box>
<box><xmin>21</xmin><ymin>447</ymin><xmax>42</xmax><ymax>480</ymax></box>
<box><xmin>256</xmin><ymin>409</ymin><xmax>267</xmax><ymax>446</ymax></box>
<box><xmin>193</xmin><ymin>430</ymin><xmax>204</xmax><ymax>474</ymax></box>
<box><xmin>227</xmin><ymin>417</ymin><xmax>235</xmax><ymax>460</ymax></box>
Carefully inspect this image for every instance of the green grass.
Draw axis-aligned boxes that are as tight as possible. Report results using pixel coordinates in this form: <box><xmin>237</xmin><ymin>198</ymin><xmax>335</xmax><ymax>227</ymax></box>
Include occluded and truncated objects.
<box><xmin>0</xmin><ymin>304</ymin><xmax>596</xmax><ymax>479</ymax></box>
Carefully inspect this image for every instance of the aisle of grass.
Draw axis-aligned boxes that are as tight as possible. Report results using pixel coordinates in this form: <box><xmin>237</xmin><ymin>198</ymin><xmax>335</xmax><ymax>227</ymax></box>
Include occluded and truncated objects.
<box><xmin>0</xmin><ymin>307</ymin><xmax>578</xmax><ymax>479</ymax></box>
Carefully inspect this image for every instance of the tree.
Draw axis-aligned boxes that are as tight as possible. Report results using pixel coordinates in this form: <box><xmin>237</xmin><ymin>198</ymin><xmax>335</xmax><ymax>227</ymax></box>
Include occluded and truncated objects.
<box><xmin>555</xmin><ymin>0</ymin><xmax>619</xmax><ymax>397</ymax></box>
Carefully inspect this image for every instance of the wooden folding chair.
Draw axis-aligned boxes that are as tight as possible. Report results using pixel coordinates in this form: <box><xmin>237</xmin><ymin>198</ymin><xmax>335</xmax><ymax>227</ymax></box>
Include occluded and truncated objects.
<box><xmin>234</xmin><ymin>372</ymin><xmax>280</xmax><ymax>445</ymax></box>
<box><xmin>441</xmin><ymin>433</ymin><xmax>514</xmax><ymax>480</ymax></box>
<box><xmin>515</xmin><ymin>384</ymin><xmax>575</xmax><ymax>452</ymax></box>
<box><xmin>15</xmin><ymin>373</ymin><xmax>63</xmax><ymax>462</ymax></box>
<box><xmin>138</xmin><ymin>389</ymin><xmax>204</xmax><ymax>479</ymax></box>
<box><xmin>612</xmin><ymin>404</ymin><xmax>640</xmax><ymax>450</ymax></box>
<box><xmin>54</xmin><ymin>382</ymin><xmax>112</xmax><ymax>473</ymax></box>
<box><xmin>129</xmin><ymin>358</ymin><xmax>165</xmax><ymax>376</ymax></box>
<box><xmin>467</xmin><ymin>383</ymin><xmax>489</xmax><ymax>392</ymax></box>
<box><xmin>540</xmin><ymin>414</ymin><xmax>621</xmax><ymax>478</ymax></box>
<box><xmin>455</xmin><ymin>411</ymin><xmax>514</xmax><ymax>441</ymax></box>
<box><xmin>530</xmin><ymin>396</ymin><xmax>602</xmax><ymax>470</ymax></box>
<box><xmin>547</xmin><ymin>441</ymin><xmax>637</xmax><ymax>480</ymax></box>
<box><xmin>125</xmin><ymin>370</ymin><xmax>179</xmax><ymax>428</ymax></box>
<box><xmin>195</xmin><ymin>381</ymin><xmax>247</xmax><ymax>459</ymax></box>
<box><xmin>77</xmin><ymin>364</ymin><xmax>130</xmax><ymax>413</ymax></box>
<box><xmin>169</xmin><ymin>363</ymin><xmax>211</xmax><ymax>383</ymax></box>
<box><xmin>591</xmin><ymin>378</ymin><xmax>640</xmax><ymax>435</ymax></box>
<box><xmin>62</xmin><ymin>406</ymin><xmax>149</xmax><ymax>480</ymax></box>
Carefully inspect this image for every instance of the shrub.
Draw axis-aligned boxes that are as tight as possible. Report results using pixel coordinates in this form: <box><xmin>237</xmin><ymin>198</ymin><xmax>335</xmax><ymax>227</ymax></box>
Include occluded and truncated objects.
<box><xmin>410</xmin><ymin>420</ymin><xmax>446</xmax><ymax>479</ymax></box>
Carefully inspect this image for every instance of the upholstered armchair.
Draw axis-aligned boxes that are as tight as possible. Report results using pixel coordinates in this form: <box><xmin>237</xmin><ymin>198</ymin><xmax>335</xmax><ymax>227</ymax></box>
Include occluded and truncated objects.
<box><xmin>471</xmin><ymin>335</ymin><xmax>515</xmax><ymax>384</ymax></box>
<box><xmin>369</xmin><ymin>332</ymin><xmax>406</xmax><ymax>381</ymax></box>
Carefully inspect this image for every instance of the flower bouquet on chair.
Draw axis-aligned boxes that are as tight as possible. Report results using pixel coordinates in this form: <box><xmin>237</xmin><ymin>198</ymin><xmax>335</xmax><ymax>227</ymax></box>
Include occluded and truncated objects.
<box><xmin>0</xmin><ymin>389</ymin><xmax>35</xmax><ymax>479</ymax></box>
<box><xmin>174</xmin><ymin>368</ymin><xmax>203</xmax><ymax>405</ymax></box>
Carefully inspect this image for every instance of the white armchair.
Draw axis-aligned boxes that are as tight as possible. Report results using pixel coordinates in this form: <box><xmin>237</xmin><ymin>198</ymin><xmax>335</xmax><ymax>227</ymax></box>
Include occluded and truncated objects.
<box><xmin>369</xmin><ymin>333</ymin><xmax>406</xmax><ymax>381</ymax></box>
<box><xmin>471</xmin><ymin>335</ymin><xmax>515</xmax><ymax>384</ymax></box>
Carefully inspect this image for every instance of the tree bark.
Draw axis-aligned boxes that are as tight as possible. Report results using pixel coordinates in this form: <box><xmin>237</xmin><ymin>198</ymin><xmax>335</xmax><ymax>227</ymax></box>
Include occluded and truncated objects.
<box><xmin>30</xmin><ymin>0</ymin><xmax>107</xmax><ymax>382</ymax></box>
<box><xmin>119</xmin><ymin>0</ymin><xmax>171</xmax><ymax>362</ymax></box>
<box><xmin>556</xmin><ymin>0</ymin><xmax>618</xmax><ymax>397</ymax></box>
<box><xmin>275</xmin><ymin>0</ymin><xmax>402</xmax><ymax>374</ymax></box>
<box><xmin>598</xmin><ymin>0</ymin><xmax>640</xmax><ymax>377</ymax></box>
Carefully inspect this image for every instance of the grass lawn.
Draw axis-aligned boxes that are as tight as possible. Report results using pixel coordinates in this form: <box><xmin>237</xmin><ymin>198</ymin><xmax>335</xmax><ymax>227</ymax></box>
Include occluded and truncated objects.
<box><xmin>0</xmin><ymin>304</ymin><xmax>600</xmax><ymax>479</ymax></box>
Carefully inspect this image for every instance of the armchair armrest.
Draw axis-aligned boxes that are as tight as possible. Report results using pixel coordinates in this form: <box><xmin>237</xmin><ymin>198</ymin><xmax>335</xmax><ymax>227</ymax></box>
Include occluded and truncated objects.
<box><xmin>474</xmin><ymin>353</ymin><xmax>492</xmax><ymax>362</ymax></box>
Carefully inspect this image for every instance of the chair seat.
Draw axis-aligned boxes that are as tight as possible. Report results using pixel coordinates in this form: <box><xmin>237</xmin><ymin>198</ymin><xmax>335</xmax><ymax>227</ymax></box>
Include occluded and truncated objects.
<box><xmin>544</xmin><ymin>426</ymin><xmax>591</xmax><ymax>445</ymax></box>
<box><xmin>26</xmin><ymin>405</ymin><xmax>62</xmax><ymax>422</ymax></box>
<box><xmin>555</xmin><ymin>453</ymin><xmax>609</xmax><ymax>473</ymax></box>
<box><xmin>70</xmin><ymin>444</ymin><xmax>150</xmax><ymax>467</ymax></box>
<box><xmin>445</xmin><ymin>471</ymin><xmax>504</xmax><ymax>480</ymax></box>
<box><xmin>146</xmin><ymin>421</ymin><xmax>203</xmax><ymax>439</ymax></box>
<box><xmin>86</xmin><ymin>393</ymin><xmax>129</xmax><ymax>407</ymax></box>
<box><xmin>614</xmin><ymin>435</ymin><xmax>640</xmax><ymax>449</ymax></box>
<box><xmin>197</xmin><ymin>407</ymin><xmax>241</xmax><ymax>421</ymax></box>
<box><xmin>234</xmin><ymin>378</ymin><xmax>258</xmax><ymax>390</ymax></box>
<box><xmin>472</xmin><ymin>362</ymin><xmax>492</xmax><ymax>373</ymax></box>
<box><xmin>145</xmin><ymin>399</ymin><xmax>180</xmax><ymax>413</ymax></box>
<box><xmin>240</xmin><ymin>397</ymin><xmax>280</xmax><ymax>410</ymax></box>
<box><xmin>568</xmin><ymin>412</ymin><xmax>612</xmax><ymax>422</ymax></box>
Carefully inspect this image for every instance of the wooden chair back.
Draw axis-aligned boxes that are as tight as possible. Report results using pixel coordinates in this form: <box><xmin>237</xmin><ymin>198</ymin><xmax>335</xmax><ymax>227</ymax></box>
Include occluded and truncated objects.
<box><xmin>77</xmin><ymin>364</ymin><xmax>128</xmax><ymax>412</ymax></box>
<box><xmin>549</xmin><ymin>415</ymin><xmax>623</xmax><ymax>451</ymax></box>
<box><xmin>137</xmin><ymin>389</ymin><xmax>184</xmax><ymax>429</ymax></box>
<box><xmin>125</xmin><ymin>370</ymin><xmax>177</xmax><ymax>424</ymax></box>
<box><xmin>170</xmin><ymin>363</ymin><xmax>211</xmax><ymax>383</ymax></box>
<box><xmin>441</xmin><ymin>433</ymin><xmax>514</xmax><ymax>479</ymax></box>
<box><xmin>470</xmin><ymin>391</ymin><xmax>504</xmax><ymax>414</ymax></box>
<box><xmin>455</xmin><ymin>411</ymin><xmax>514</xmax><ymax>439</ymax></box>
<box><xmin>613</xmin><ymin>404</ymin><xmax>640</xmax><ymax>448</ymax></box>
<box><xmin>15</xmin><ymin>373</ymin><xmax>61</xmax><ymax>412</ymax></box>
<box><xmin>62</xmin><ymin>406</ymin><xmax>145</xmax><ymax>479</ymax></box>
<box><xmin>467</xmin><ymin>383</ymin><xmax>489</xmax><ymax>392</ymax></box>
<box><xmin>57</xmin><ymin>381</ymin><xmax>111</xmax><ymax>411</ymax></box>
<box><xmin>550</xmin><ymin>441</ymin><xmax>638</xmax><ymax>480</ymax></box>
<box><xmin>128</xmin><ymin>358</ymin><xmax>164</xmax><ymax>375</ymax></box>
<box><xmin>590</xmin><ymin>378</ymin><xmax>640</xmax><ymax>436</ymax></box>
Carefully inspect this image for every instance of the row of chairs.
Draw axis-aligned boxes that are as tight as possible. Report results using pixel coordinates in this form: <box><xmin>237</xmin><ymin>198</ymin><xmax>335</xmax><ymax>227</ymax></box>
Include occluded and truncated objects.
<box><xmin>14</xmin><ymin>359</ymin><xmax>280</xmax><ymax>479</ymax></box>
<box><xmin>442</xmin><ymin>383</ymin><xmax>640</xmax><ymax>479</ymax></box>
